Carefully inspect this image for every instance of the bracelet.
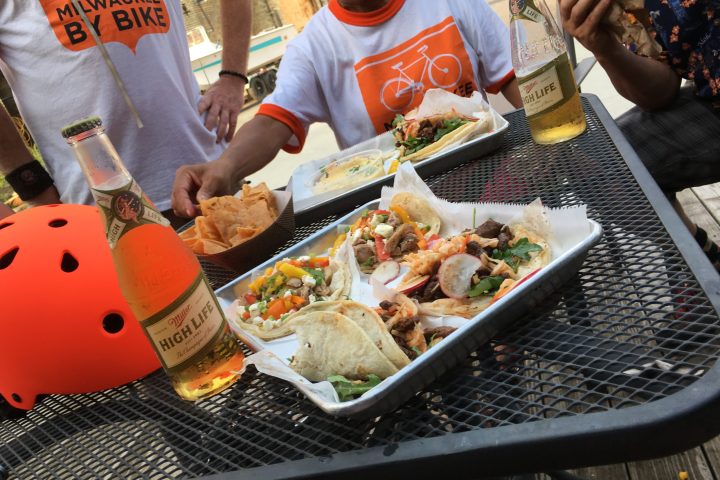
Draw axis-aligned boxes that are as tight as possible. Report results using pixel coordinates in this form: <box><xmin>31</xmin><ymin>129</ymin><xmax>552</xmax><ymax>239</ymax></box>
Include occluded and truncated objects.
<box><xmin>218</xmin><ymin>70</ymin><xmax>249</xmax><ymax>84</ymax></box>
<box><xmin>4</xmin><ymin>160</ymin><xmax>54</xmax><ymax>201</ymax></box>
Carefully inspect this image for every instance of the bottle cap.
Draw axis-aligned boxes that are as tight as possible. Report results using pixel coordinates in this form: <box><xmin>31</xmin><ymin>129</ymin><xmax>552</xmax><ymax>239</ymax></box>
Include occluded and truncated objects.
<box><xmin>61</xmin><ymin>116</ymin><xmax>103</xmax><ymax>139</ymax></box>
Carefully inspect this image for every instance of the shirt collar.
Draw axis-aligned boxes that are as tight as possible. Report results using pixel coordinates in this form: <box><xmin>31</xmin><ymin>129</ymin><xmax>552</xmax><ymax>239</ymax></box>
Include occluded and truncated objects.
<box><xmin>328</xmin><ymin>0</ymin><xmax>405</xmax><ymax>27</ymax></box>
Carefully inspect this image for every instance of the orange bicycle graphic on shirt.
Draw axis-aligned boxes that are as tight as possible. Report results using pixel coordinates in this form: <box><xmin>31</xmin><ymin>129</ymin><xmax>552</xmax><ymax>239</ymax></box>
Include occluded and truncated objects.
<box><xmin>380</xmin><ymin>45</ymin><xmax>462</xmax><ymax>112</ymax></box>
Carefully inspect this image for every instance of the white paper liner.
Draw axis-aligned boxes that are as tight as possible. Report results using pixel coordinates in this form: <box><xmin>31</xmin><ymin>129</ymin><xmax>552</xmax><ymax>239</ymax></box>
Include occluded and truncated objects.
<box><xmin>237</xmin><ymin>163</ymin><xmax>590</xmax><ymax>405</ymax></box>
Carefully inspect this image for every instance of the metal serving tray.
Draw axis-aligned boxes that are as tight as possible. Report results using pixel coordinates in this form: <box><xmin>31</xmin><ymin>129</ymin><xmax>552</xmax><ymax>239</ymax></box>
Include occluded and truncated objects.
<box><xmin>288</xmin><ymin>113</ymin><xmax>509</xmax><ymax>225</ymax></box>
<box><xmin>216</xmin><ymin>200</ymin><xmax>603</xmax><ymax>419</ymax></box>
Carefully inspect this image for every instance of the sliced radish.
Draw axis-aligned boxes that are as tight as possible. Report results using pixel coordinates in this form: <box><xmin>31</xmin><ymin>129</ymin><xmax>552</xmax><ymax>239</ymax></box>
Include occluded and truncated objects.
<box><xmin>395</xmin><ymin>274</ymin><xmax>430</xmax><ymax>294</ymax></box>
<box><xmin>370</xmin><ymin>260</ymin><xmax>400</xmax><ymax>285</ymax></box>
<box><xmin>438</xmin><ymin>253</ymin><xmax>483</xmax><ymax>299</ymax></box>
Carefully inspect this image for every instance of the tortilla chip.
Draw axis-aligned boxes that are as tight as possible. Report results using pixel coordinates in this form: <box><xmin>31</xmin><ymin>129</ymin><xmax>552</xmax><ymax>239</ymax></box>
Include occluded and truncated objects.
<box><xmin>290</xmin><ymin>311</ymin><xmax>399</xmax><ymax>382</ymax></box>
<box><xmin>185</xmin><ymin>182</ymin><xmax>279</xmax><ymax>254</ymax></box>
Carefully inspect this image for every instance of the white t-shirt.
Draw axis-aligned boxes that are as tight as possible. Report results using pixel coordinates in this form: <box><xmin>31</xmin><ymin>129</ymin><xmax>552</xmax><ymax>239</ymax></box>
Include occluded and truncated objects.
<box><xmin>0</xmin><ymin>0</ymin><xmax>225</xmax><ymax>211</ymax></box>
<box><xmin>258</xmin><ymin>0</ymin><xmax>514</xmax><ymax>151</ymax></box>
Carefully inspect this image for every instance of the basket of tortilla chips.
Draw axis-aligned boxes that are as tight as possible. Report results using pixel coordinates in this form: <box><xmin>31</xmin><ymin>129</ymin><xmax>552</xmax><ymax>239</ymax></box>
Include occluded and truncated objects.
<box><xmin>179</xmin><ymin>183</ymin><xmax>295</xmax><ymax>273</ymax></box>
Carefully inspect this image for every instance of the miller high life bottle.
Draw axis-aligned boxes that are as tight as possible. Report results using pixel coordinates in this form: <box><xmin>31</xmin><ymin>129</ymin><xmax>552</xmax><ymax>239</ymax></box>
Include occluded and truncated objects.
<box><xmin>62</xmin><ymin>116</ymin><xmax>244</xmax><ymax>401</ymax></box>
<box><xmin>510</xmin><ymin>0</ymin><xmax>587</xmax><ymax>144</ymax></box>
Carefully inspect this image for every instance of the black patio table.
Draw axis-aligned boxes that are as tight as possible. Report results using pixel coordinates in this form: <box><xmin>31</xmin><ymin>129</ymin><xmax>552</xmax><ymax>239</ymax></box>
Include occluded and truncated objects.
<box><xmin>2</xmin><ymin>94</ymin><xmax>720</xmax><ymax>480</ymax></box>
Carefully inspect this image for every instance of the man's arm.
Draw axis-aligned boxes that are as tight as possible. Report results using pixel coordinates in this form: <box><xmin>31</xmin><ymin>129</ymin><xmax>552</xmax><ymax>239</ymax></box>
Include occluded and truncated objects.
<box><xmin>0</xmin><ymin>106</ymin><xmax>60</xmax><ymax>205</ymax></box>
<box><xmin>198</xmin><ymin>0</ymin><xmax>253</xmax><ymax>143</ymax></box>
<box><xmin>500</xmin><ymin>77</ymin><xmax>523</xmax><ymax>109</ymax></box>
<box><xmin>172</xmin><ymin>115</ymin><xmax>292</xmax><ymax>217</ymax></box>
<box><xmin>560</xmin><ymin>0</ymin><xmax>680</xmax><ymax>110</ymax></box>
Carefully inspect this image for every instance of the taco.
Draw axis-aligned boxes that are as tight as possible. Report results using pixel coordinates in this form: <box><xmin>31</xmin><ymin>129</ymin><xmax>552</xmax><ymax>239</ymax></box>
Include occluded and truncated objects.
<box><xmin>290</xmin><ymin>306</ymin><xmax>410</xmax><ymax>382</ymax></box>
<box><xmin>396</xmin><ymin>219</ymin><xmax>550</xmax><ymax>318</ymax></box>
<box><xmin>347</xmin><ymin>192</ymin><xmax>442</xmax><ymax>273</ymax></box>
<box><xmin>284</xmin><ymin>300</ymin><xmax>410</xmax><ymax>370</ymax></box>
<box><xmin>231</xmin><ymin>256</ymin><xmax>351</xmax><ymax>340</ymax></box>
<box><xmin>392</xmin><ymin>89</ymin><xmax>494</xmax><ymax>162</ymax></box>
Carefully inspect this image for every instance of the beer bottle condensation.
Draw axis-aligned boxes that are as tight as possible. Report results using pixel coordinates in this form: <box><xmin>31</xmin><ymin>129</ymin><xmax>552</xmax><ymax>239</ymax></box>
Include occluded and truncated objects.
<box><xmin>62</xmin><ymin>117</ymin><xmax>245</xmax><ymax>401</ymax></box>
<box><xmin>510</xmin><ymin>0</ymin><xmax>587</xmax><ymax>144</ymax></box>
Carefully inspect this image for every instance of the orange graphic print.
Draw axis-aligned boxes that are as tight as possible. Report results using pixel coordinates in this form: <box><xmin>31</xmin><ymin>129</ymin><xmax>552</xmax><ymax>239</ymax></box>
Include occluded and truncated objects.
<box><xmin>355</xmin><ymin>17</ymin><xmax>478</xmax><ymax>134</ymax></box>
<box><xmin>39</xmin><ymin>0</ymin><xmax>170</xmax><ymax>54</ymax></box>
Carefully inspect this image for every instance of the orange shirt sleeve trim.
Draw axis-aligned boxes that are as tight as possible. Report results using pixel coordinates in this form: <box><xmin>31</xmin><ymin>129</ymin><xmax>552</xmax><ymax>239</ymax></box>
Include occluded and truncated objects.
<box><xmin>328</xmin><ymin>0</ymin><xmax>405</xmax><ymax>27</ymax></box>
<box><xmin>256</xmin><ymin>103</ymin><xmax>306</xmax><ymax>154</ymax></box>
<box><xmin>485</xmin><ymin>69</ymin><xmax>516</xmax><ymax>95</ymax></box>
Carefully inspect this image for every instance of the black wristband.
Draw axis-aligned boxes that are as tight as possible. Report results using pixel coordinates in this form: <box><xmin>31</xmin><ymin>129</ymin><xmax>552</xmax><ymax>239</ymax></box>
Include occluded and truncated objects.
<box><xmin>218</xmin><ymin>70</ymin><xmax>249</xmax><ymax>84</ymax></box>
<box><xmin>5</xmin><ymin>160</ymin><xmax>54</xmax><ymax>201</ymax></box>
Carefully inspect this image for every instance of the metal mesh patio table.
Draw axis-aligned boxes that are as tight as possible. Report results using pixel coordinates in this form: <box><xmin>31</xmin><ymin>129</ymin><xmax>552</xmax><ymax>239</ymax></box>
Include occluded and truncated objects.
<box><xmin>2</xmin><ymin>95</ymin><xmax>719</xmax><ymax>480</ymax></box>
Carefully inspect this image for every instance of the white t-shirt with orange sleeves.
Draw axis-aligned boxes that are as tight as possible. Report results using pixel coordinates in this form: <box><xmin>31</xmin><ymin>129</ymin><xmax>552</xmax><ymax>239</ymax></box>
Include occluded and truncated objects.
<box><xmin>258</xmin><ymin>0</ymin><xmax>515</xmax><ymax>152</ymax></box>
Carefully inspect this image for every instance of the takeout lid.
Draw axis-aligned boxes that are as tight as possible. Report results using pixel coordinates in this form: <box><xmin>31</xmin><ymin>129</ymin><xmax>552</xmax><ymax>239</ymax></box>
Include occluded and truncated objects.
<box><xmin>196</xmin><ymin>190</ymin><xmax>295</xmax><ymax>274</ymax></box>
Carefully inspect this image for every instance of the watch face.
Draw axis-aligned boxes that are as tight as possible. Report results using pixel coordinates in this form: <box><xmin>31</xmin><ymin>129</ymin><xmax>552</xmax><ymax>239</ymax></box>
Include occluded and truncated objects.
<box><xmin>112</xmin><ymin>190</ymin><xmax>144</xmax><ymax>223</ymax></box>
<box><xmin>19</xmin><ymin>169</ymin><xmax>38</xmax><ymax>184</ymax></box>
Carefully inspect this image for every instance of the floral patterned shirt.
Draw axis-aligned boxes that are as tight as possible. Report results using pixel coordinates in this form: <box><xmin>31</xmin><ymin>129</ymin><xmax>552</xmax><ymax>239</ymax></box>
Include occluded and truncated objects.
<box><xmin>643</xmin><ymin>0</ymin><xmax>720</xmax><ymax>103</ymax></box>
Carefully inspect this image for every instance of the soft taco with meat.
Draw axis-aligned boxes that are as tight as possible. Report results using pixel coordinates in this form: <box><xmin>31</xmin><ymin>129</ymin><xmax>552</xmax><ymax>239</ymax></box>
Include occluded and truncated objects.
<box><xmin>396</xmin><ymin>219</ymin><xmax>550</xmax><ymax>318</ymax></box>
<box><xmin>289</xmin><ymin>301</ymin><xmax>411</xmax><ymax>382</ymax></box>
<box><xmin>346</xmin><ymin>192</ymin><xmax>442</xmax><ymax>273</ymax></box>
<box><xmin>393</xmin><ymin>89</ymin><xmax>494</xmax><ymax>162</ymax></box>
<box><xmin>231</xmin><ymin>255</ymin><xmax>351</xmax><ymax>340</ymax></box>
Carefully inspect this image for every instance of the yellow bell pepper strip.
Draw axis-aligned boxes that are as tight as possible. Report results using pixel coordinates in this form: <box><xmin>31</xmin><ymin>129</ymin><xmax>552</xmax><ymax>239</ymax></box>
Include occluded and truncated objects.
<box><xmin>248</xmin><ymin>275</ymin><xmax>267</xmax><ymax>294</ymax></box>
<box><xmin>278</xmin><ymin>263</ymin><xmax>308</xmax><ymax>279</ymax></box>
<box><xmin>330</xmin><ymin>233</ymin><xmax>346</xmax><ymax>257</ymax></box>
<box><xmin>389</xmin><ymin>205</ymin><xmax>428</xmax><ymax>249</ymax></box>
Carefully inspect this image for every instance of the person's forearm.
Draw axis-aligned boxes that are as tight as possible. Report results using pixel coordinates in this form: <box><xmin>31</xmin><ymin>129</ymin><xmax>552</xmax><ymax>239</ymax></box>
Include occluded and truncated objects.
<box><xmin>220</xmin><ymin>115</ymin><xmax>293</xmax><ymax>184</ymax></box>
<box><xmin>500</xmin><ymin>77</ymin><xmax>523</xmax><ymax>109</ymax></box>
<box><xmin>0</xmin><ymin>106</ymin><xmax>36</xmax><ymax>174</ymax></box>
<box><xmin>596</xmin><ymin>42</ymin><xmax>681</xmax><ymax>111</ymax></box>
<box><xmin>219</xmin><ymin>0</ymin><xmax>252</xmax><ymax>75</ymax></box>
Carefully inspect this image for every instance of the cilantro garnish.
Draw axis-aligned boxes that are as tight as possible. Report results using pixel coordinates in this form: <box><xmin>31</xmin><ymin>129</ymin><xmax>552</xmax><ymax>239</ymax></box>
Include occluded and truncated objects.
<box><xmin>303</xmin><ymin>267</ymin><xmax>325</xmax><ymax>286</ymax></box>
<box><xmin>468</xmin><ymin>276</ymin><xmax>505</xmax><ymax>297</ymax></box>
<box><xmin>328</xmin><ymin>374</ymin><xmax>382</xmax><ymax>401</ymax></box>
<box><xmin>491</xmin><ymin>238</ymin><xmax>543</xmax><ymax>271</ymax></box>
<box><xmin>434</xmin><ymin>118</ymin><xmax>469</xmax><ymax>141</ymax></box>
<box><xmin>392</xmin><ymin>114</ymin><xmax>405</xmax><ymax>128</ymax></box>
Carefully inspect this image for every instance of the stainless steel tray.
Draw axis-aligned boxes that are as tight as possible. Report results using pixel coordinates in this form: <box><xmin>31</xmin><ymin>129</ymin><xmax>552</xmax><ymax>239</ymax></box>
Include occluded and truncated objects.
<box><xmin>216</xmin><ymin>200</ymin><xmax>603</xmax><ymax>419</ymax></box>
<box><xmin>288</xmin><ymin>114</ymin><xmax>509</xmax><ymax>225</ymax></box>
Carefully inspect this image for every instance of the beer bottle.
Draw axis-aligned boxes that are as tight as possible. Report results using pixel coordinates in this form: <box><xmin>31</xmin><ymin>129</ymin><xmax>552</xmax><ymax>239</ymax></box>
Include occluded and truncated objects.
<box><xmin>510</xmin><ymin>0</ymin><xmax>587</xmax><ymax>144</ymax></box>
<box><xmin>62</xmin><ymin>117</ymin><xmax>245</xmax><ymax>401</ymax></box>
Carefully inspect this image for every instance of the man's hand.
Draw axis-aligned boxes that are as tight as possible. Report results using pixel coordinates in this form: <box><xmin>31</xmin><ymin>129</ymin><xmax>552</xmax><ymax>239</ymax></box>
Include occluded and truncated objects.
<box><xmin>559</xmin><ymin>0</ymin><xmax>614</xmax><ymax>54</ymax></box>
<box><xmin>172</xmin><ymin>159</ymin><xmax>239</xmax><ymax>218</ymax></box>
<box><xmin>26</xmin><ymin>185</ymin><xmax>61</xmax><ymax>207</ymax></box>
<box><xmin>198</xmin><ymin>75</ymin><xmax>246</xmax><ymax>143</ymax></box>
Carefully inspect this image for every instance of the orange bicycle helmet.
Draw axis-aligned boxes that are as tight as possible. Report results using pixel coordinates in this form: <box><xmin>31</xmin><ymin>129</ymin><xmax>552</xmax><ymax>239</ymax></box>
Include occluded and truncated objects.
<box><xmin>0</xmin><ymin>204</ymin><xmax>159</xmax><ymax>412</ymax></box>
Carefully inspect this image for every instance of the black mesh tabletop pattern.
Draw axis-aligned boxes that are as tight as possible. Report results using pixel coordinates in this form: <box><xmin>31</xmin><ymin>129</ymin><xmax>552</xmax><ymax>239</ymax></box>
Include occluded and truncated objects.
<box><xmin>3</xmin><ymin>95</ymin><xmax>720</xmax><ymax>480</ymax></box>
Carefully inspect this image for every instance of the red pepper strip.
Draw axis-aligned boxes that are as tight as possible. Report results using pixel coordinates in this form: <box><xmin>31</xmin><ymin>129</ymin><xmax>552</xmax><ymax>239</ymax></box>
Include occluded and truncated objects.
<box><xmin>244</xmin><ymin>293</ymin><xmax>257</xmax><ymax>304</ymax></box>
<box><xmin>308</xmin><ymin>257</ymin><xmax>330</xmax><ymax>268</ymax></box>
<box><xmin>375</xmin><ymin>235</ymin><xmax>392</xmax><ymax>261</ymax></box>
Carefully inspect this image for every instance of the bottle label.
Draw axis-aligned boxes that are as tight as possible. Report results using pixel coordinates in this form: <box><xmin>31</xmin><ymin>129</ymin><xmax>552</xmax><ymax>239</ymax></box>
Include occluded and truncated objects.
<box><xmin>92</xmin><ymin>179</ymin><xmax>170</xmax><ymax>249</ymax></box>
<box><xmin>141</xmin><ymin>272</ymin><xmax>227</xmax><ymax>374</ymax></box>
<box><xmin>517</xmin><ymin>54</ymin><xmax>575</xmax><ymax>119</ymax></box>
<box><xmin>510</xmin><ymin>0</ymin><xmax>543</xmax><ymax>22</ymax></box>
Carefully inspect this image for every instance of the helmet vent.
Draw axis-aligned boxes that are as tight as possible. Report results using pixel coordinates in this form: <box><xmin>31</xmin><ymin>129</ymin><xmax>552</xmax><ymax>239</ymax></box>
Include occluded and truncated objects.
<box><xmin>0</xmin><ymin>222</ymin><xmax>12</xmax><ymax>231</ymax></box>
<box><xmin>48</xmin><ymin>219</ymin><xmax>68</xmax><ymax>228</ymax></box>
<box><xmin>0</xmin><ymin>247</ymin><xmax>19</xmax><ymax>270</ymax></box>
<box><xmin>103</xmin><ymin>313</ymin><xmax>125</xmax><ymax>334</ymax></box>
<box><xmin>10</xmin><ymin>394</ymin><xmax>20</xmax><ymax>403</ymax></box>
<box><xmin>61</xmin><ymin>252</ymin><xmax>79</xmax><ymax>272</ymax></box>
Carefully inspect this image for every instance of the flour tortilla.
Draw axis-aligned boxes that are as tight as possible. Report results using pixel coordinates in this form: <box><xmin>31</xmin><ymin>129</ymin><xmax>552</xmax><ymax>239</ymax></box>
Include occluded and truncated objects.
<box><xmin>285</xmin><ymin>300</ymin><xmax>410</xmax><ymax>369</ymax></box>
<box><xmin>389</xmin><ymin>192</ymin><xmax>442</xmax><ymax>235</ymax></box>
<box><xmin>400</xmin><ymin>112</ymin><xmax>493</xmax><ymax>163</ymax></box>
<box><xmin>290</xmin><ymin>311</ymin><xmax>399</xmax><ymax>382</ymax></box>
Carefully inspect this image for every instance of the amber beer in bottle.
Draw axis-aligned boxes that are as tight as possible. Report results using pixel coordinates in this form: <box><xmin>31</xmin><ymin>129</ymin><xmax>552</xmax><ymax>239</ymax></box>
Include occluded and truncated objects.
<box><xmin>510</xmin><ymin>0</ymin><xmax>587</xmax><ymax>144</ymax></box>
<box><xmin>62</xmin><ymin>117</ymin><xmax>244</xmax><ymax>401</ymax></box>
